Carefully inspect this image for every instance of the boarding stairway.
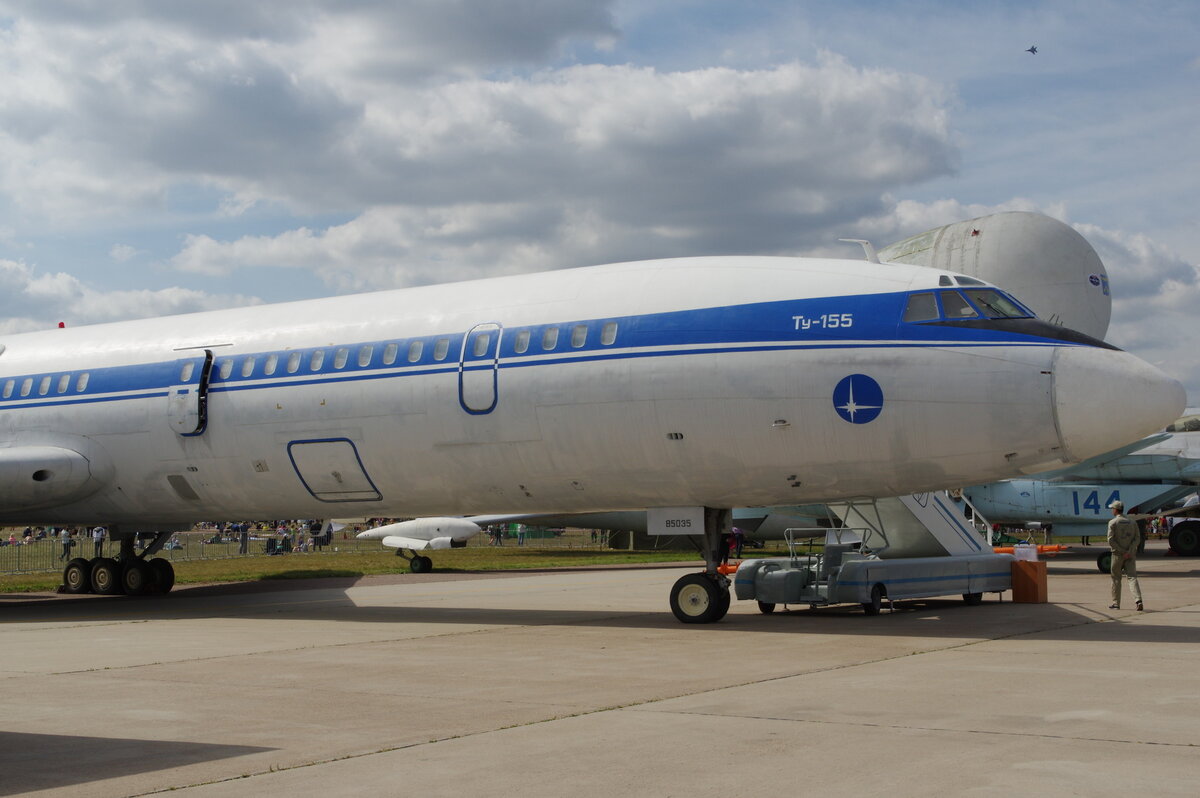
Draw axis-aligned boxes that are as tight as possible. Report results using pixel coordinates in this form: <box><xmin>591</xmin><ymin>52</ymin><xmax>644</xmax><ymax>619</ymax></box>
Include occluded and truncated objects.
<box><xmin>826</xmin><ymin>492</ymin><xmax>993</xmax><ymax>559</ymax></box>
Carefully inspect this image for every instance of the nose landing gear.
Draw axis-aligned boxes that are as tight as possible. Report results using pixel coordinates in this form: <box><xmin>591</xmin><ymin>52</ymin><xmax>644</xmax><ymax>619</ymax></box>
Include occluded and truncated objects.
<box><xmin>668</xmin><ymin>507</ymin><xmax>732</xmax><ymax>624</ymax></box>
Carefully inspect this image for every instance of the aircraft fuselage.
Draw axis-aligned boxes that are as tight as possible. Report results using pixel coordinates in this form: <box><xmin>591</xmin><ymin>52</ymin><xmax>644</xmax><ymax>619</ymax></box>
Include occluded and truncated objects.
<box><xmin>0</xmin><ymin>256</ymin><xmax>1185</xmax><ymax>529</ymax></box>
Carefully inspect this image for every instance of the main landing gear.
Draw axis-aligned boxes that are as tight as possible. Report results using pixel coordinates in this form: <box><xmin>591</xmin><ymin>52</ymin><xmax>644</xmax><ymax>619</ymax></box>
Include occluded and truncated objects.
<box><xmin>60</xmin><ymin>530</ymin><xmax>177</xmax><ymax>597</ymax></box>
<box><xmin>668</xmin><ymin>508</ymin><xmax>733</xmax><ymax>624</ymax></box>
<box><xmin>1169</xmin><ymin>521</ymin><xmax>1200</xmax><ymax>557</ymax></box>
<box><xmin>394</xmin><ymin>548</ymin><xmax>434</xmax><ymax>574</ymax></box>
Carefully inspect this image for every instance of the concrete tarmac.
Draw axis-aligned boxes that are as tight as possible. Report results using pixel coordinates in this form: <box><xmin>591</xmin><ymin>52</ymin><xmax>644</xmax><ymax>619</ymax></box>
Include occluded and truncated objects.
<box><xmin>1</xmin><ymin>543</ymin><xmax>1197</xmax><ymax>797</ymax></box>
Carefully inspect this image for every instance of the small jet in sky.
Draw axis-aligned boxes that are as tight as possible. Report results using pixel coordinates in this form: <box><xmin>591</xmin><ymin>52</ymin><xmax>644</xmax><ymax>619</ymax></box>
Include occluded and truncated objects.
<box><xmin>1026</xmin><ymin>45</ymin><xmax>1038</xmax><ymax>54</ymax></box>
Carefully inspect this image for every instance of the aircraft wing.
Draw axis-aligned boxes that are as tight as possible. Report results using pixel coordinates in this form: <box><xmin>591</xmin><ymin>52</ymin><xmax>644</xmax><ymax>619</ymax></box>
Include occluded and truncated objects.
<box><xmin>1038</xmin><ymin>433</ymin><xmax>1171</xmax><ymax>481</ymax></box>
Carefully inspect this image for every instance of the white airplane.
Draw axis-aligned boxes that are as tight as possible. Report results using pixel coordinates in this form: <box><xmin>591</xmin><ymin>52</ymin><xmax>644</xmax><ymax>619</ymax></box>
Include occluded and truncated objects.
<box><xmin>355</xmin><ymin>517</ymin><xmax>482</xmax><ymax>572</ymax></box>
<box><xmin>0</xmin><ymin>254</ymin><xmax>1185</xmax><ymax>621</ymax></box>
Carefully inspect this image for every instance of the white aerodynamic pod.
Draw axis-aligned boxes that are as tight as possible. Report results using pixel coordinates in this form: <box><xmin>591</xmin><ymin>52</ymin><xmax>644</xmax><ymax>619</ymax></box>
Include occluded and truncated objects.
<box><xmin>356</xmin><ymin>517</ymin><xmax>482</xmax><ymax>548</ymax></box>
<box><xmin>878</xmin><ymin>211</ymin><xmax>1112</xmax><ymax>340</ymax></box>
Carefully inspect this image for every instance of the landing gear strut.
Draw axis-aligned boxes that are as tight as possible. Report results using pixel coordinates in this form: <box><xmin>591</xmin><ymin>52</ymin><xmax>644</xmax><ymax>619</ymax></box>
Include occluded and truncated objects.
<box><xmin>668</xmin><ymin>507</ymin><xmax>732</xmax><ymax>624</ymax></box>
<box><xmin>394</xmin><ymin>548</ymin><xmax>434</xmax><ymax>573</ymax></box>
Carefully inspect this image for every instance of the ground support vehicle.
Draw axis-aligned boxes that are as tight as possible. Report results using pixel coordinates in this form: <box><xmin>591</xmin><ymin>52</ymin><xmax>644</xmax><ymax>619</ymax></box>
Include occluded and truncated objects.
<box><xmin>733</xmin><ymin>538</ymin><xmax>1013</xmax><ymax>615</ymax></box>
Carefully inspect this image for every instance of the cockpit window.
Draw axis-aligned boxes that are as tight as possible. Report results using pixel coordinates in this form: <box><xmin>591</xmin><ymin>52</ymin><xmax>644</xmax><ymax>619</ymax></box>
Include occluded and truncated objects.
<box><xmin>963</xmin><ymin>289</ymin><xmax>1031</xmax><ymax>319</ymax></box>
<box><xmin>938</xmin><ymin>291</ymin><xmax>980</xmax><ymax>319</ymax></box>
<box><xmin>904</xmin><ymin>287</ymin><xmax>1037</xmax><ymax>325</ymax></box>
<box><xmin>954</xmin><ymin>276</ymin><xmax>987</xmax><ymax>286</ymax></box>
<box><xmin>902</xmin><ymin>293</ymin><xmax>939</xmax><ymax>322</ymax></box>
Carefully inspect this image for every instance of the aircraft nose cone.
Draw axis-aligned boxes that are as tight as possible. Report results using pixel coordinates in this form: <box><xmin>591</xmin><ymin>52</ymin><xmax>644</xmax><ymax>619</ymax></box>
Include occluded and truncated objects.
<box><xmin>1053</xmin><ymin>346</ymin><xmax>1186</xmax><ymax>462</ymax></box>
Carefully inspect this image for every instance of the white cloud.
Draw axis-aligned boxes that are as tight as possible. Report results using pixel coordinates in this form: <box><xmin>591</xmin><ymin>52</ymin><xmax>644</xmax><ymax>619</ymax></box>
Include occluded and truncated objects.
<box><xmin>0</xmin><ymin>258</ymin><xmax>261</xmax><ymax>334</ymax></box>
<box><xmin>0</xmin><ymin>2</ymin><xmax>958</xmax><ymax>240</ymax></box>
<box><xmin>161</xmin><ymin>55</ymin><xmax>957</xmax><ymax>289</ymax></box>
<box><xmin>109</xmin><ymin>243</ymin><xmax>140</xmax><ymax>262</ymax></box>
<box><xmin>1079</xmin><ymin>226</ymin><xmax>1200</xmax><ymax>401</ymax></box>
<box><xmin>0</xmin><ymin>2</ymin><xmax>619</xmax><ymax>225</ymax></box>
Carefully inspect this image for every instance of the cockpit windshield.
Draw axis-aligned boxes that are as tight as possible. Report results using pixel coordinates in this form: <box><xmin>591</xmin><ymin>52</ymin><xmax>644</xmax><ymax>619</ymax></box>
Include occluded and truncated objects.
<box><xmin>939</xmin><ymin>291</ymin><xmax>980</xmax><ymax>319</ymax></box>
<box><xmin>902</xmin><ymin>288</ymin><xmax>1035</xmax><ymax>324</ymax></box>
<box><xmin>962</xmin><ymin>289</ymin><xmax>1031</xmax><ymax>319</ymax></box>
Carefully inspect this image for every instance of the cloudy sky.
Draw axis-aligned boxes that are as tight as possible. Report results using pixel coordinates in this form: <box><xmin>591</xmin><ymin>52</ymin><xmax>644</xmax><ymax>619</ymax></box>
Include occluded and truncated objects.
<box><xmin>1</xmin><ymin>0</ymin><xmax>1197</xmax><ymax>401</ymax></box>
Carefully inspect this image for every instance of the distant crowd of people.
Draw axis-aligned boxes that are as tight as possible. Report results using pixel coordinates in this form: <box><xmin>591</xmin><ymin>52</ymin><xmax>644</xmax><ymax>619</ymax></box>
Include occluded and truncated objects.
<box><xmin>196</xmin><ymin>519</ymin><xmax>335</xmax><ymax>554</ymax></box>
<box><xmin>0</xmin><ymin>525</ymin><xmax>113</xmax><ymax>561</ymax></box>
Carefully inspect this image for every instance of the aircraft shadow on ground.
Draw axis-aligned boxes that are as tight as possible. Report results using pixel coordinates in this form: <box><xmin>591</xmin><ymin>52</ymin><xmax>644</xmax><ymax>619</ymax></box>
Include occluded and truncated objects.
<box><xmin>0</xmin><ymin>731</ymin><xmax>272</xmax><ymax>795</ymax></box>
<box><xmin>4</xmin><ymin>572</ymin><xmax>1197</xmax><ymax>646</ymax></box>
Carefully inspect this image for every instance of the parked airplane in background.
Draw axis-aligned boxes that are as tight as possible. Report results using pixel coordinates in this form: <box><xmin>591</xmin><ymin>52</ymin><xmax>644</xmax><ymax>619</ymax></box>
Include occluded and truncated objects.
<box><xmin>0</xmin><ymin>253</ymin><xmax>1185</xmax><ymax>621</ymax></box>
<box><xmin>355</xmin><ymin>517</ymin><xmax>482</xmax><ymax>572</ymax></box>
<box><xmin>964</xmin><ymin>411</ymin><xmax>1200</xmax><ymax>559</ymax></box>
<box><xmin>878</xmin><ymin>211</ymin><xmax>1113</xmax><ymax>340</ymax></box>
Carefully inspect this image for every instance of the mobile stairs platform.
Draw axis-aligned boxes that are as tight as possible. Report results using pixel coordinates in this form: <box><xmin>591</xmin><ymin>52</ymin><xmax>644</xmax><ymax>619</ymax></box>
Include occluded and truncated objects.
<box><xmin>733</xmin><ymin>493</ymin><xmax>1014</xmax><ymax>615</ymax></box>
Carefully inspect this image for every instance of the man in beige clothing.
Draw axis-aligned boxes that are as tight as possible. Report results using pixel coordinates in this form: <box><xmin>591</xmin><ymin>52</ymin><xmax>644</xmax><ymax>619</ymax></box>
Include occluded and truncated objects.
<box><xmin>1107</xmin><ymin>500</ymin><xmax>1143</xmax><ymax>611</ymax></box>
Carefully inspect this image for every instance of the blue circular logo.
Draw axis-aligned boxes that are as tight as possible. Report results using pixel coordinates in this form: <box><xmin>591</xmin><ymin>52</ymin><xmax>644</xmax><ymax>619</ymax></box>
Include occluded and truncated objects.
<box><xmin>833</xmin><ymin>374</ymin><xmax>884</xmax><ymax>424</ymax></box>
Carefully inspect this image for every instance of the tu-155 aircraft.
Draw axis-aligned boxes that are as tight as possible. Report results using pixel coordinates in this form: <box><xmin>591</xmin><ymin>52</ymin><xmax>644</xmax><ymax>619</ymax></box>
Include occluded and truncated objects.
<box><xmin>0</xmin><ymin>254</ymin><xmax>1186</xmax><ymax>621</ymax></box>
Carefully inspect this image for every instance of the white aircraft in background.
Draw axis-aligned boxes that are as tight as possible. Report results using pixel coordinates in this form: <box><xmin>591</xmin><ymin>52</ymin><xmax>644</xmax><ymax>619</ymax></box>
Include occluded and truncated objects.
<box><xmin>355</xmin><ymin>517</ymin><xmax>482</xmax><ymax>573</ymax></box>
<box><xmin>0</xmin><ymin>254</ymin><xmax>1185</xmax><ymax>621</ymax></box>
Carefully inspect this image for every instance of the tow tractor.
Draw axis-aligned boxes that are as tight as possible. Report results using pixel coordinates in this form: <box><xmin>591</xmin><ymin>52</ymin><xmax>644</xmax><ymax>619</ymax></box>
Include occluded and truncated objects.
<box><xmin>733</xmin><ymin>498</ymin><xmax>1014</xmax><ymax>614</ymax></box>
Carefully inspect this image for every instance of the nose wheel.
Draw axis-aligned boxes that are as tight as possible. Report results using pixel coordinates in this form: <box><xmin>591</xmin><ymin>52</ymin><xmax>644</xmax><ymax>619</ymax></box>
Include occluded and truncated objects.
<box><xmin>396</xmin><ymin>548</ymin><xmax>434</xmax><ymax>573</ymax></box>
<box><xmin>670</xmin><ymin>573</ymin><xmax>731</xmax><ymax>623</ymax></box>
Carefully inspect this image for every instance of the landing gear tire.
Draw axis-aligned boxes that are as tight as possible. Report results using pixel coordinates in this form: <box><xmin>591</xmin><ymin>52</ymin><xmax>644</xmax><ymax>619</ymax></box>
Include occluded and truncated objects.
<box><xmin>713</xmin><ymin>587</ymin><xmax>731</xmax><ymax>620</ymax></box>
<box><xmin>62</xmin><ymin>558</ymin><xmax>93</xmax><ymax>594</ymax></box>
<box><xmin>757</xmin><ymin>600</ymin><xmax>777</xmax><ymax>614</ymax></box>
<box><xmin>410</xmin><ymin>555</ymin><xmax>433</xmax><ymax>574</ymax></box>
<box><xmin>1097</xmin><ymin>551</ymin><xmax>1113</xmax><ymax>574</ymax></box>
<box><xmin>962</xmin><ymin>592</ymin><xmax>983</xmax><ymax>606</ymax></box>
<box><xmin>122</xmin><ymin>560</ymin><xmax>154</xmax><ymax>596</ymax></box>
<box><xmin>862</xmin><ymin>584</ymin><xmax>885</xmax><ymax>616</ymax></box>
<box><xmin>669</xmin><ymin>573</ymin><xmax>728</xmax><ymax>624</ymax></box>
<box><xmin>1169</xmin><ymin>521</ymin><xmax>1200</xmax><ymax>556</ymax></box>
<box><xmin>149</xmin><ymin>558</ymin><xmax>175</xmax><ymax>593</ymax></box>
<box><xmin>90</xmin><ymin>557</ymin><xmax>123</xmax><ymax>595</ymax></box>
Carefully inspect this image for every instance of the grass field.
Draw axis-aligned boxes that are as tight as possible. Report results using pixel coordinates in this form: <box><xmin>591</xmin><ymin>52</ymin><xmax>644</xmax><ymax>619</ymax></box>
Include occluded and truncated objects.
<box><xmin>0</xmin><ymin>541</ymin><xmax>720</xmax><ymax>594</ymax></box>
<box><xmin>4</xmin><ymin>524</ymin><xmax>1111</xmax><ymax>595</ymax></box>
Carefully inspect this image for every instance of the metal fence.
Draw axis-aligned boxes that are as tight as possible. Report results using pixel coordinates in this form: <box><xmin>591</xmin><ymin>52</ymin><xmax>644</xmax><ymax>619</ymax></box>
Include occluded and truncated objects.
<box><xmin>0</xmin><ymin>534</ymin><xmax>308</xmax><ymax>575</ymax></box>
<box><xmin>0</xmin><ymin>527</ymin><xmax>637</xmax><ymax>576</ymax></box>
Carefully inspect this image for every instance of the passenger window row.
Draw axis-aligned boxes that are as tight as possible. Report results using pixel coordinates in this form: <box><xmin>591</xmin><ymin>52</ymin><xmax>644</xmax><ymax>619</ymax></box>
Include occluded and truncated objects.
<box><xmin>5</xmin><ymin>320</ymin><xmax>625</xmax><ymax>398</ymax></box>
<box><xmin>2</xmin><ymin>373</ymin><xmax>90</xmax><ymax>399</ymax></box>
<box><xmin>208</xmin><ymin>336</ymin><xmax>458</xmax><ymax>382</ymax></box>
<box><xmin>513</xmin><ymin>321</ymin><xmax>619</xmax><ymax>355</ymax></box>
<box><xmin>195</xmin><ymin>321</ymin><xmax>621</xmax><ymax>383</ymax></box>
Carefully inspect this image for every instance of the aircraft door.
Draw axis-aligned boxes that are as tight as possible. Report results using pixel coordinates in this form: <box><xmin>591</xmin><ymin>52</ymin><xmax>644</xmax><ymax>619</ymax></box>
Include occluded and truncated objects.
<box><xmin>287</xmin><ymin>438</ymin><xmax>382</xmax><ymax>502</ymax></box>
<box><xmin>459</xmin><ymin>322</ymin><xmax>501</xmax><ymax>414</ymax></box>
<box><xmin>167</xmin><ymin>350</ymin><xmax>214</xmax><ymax>436</ymax></box>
